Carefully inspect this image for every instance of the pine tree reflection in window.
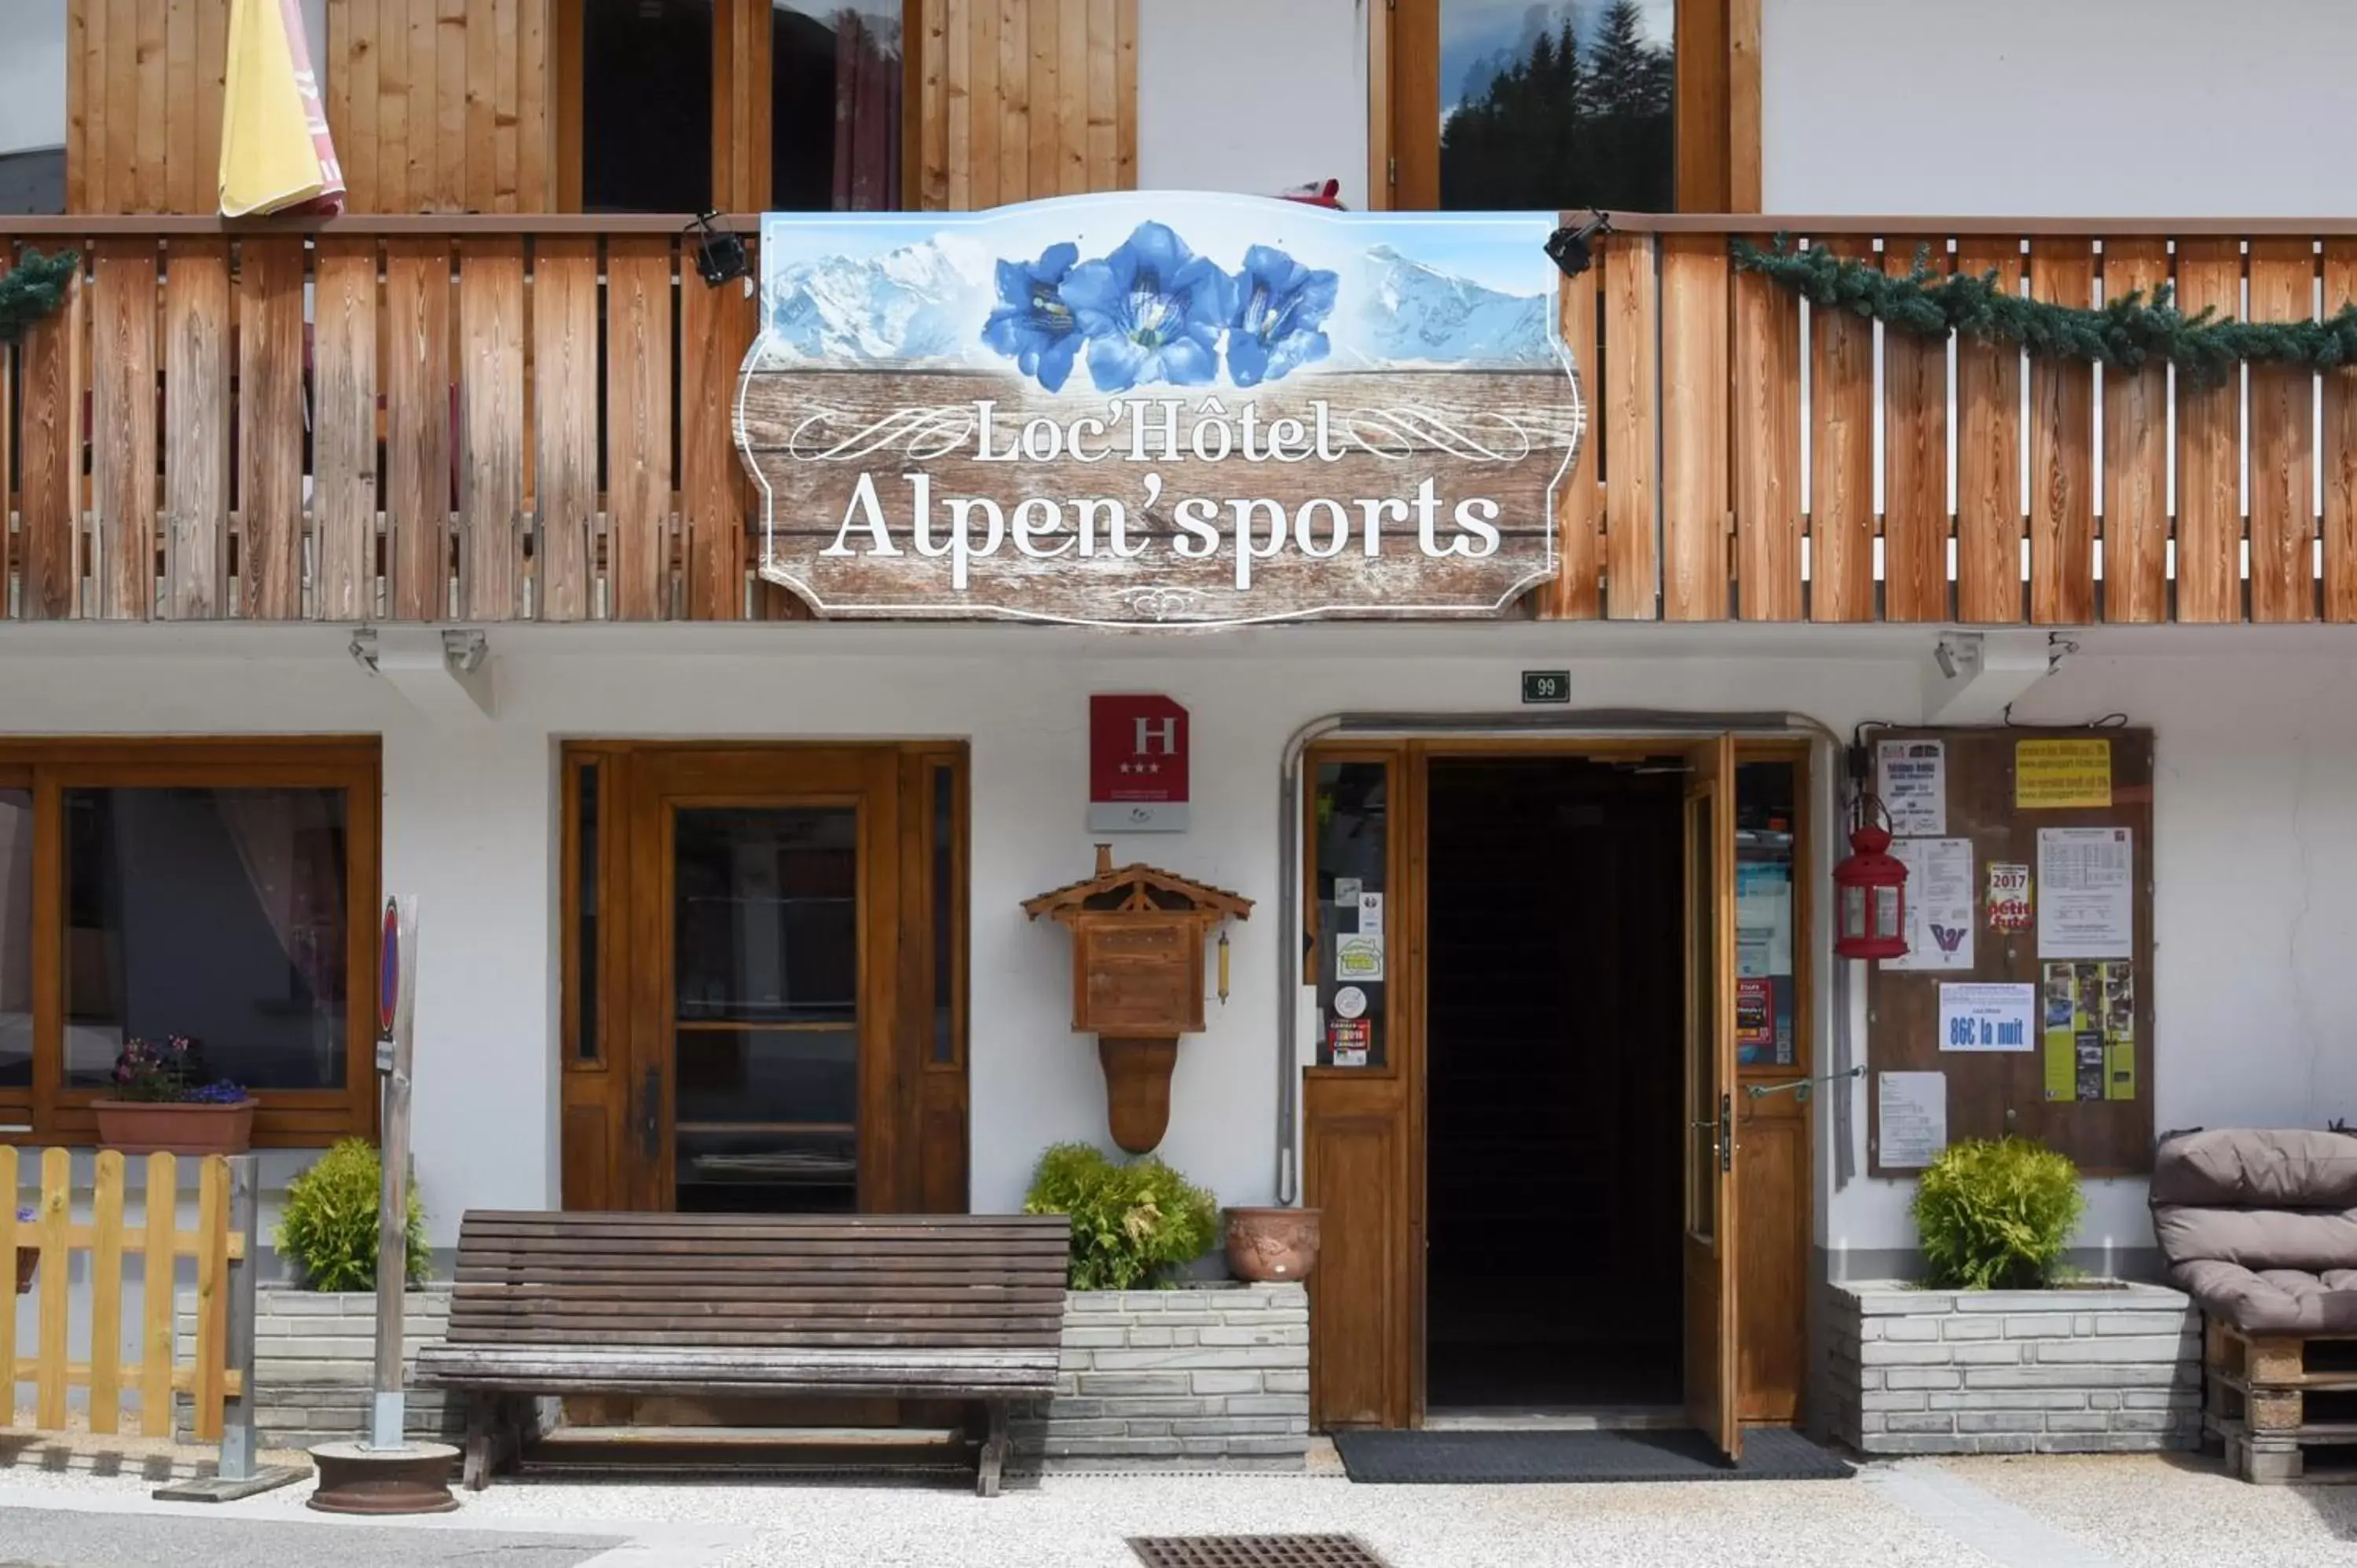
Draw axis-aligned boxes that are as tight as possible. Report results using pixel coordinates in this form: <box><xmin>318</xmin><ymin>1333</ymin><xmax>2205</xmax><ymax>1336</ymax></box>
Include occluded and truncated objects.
<box><xmin>1438</xmin><ymin>0</ymin><xmax>1674</xmax><ymax>213</ymax></box>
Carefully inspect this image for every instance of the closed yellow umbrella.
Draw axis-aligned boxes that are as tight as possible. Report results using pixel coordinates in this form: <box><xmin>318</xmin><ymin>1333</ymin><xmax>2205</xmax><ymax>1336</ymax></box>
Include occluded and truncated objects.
<box><xmin>218</xmin><ymin>0</ymin><xmax>346</xmax><ymax>217</ymax></box>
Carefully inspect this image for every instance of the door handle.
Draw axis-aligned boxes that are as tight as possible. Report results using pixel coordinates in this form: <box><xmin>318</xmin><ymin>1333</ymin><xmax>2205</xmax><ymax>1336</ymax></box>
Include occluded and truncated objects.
<box><xmin>639</xmin><ymin>1067</ymin><xmax>661</xmax><ymax>1162</ymax></box>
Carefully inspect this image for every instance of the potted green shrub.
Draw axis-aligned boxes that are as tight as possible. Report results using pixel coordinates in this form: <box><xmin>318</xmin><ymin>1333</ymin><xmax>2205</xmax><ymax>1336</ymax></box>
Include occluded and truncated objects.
<box><xmin>1912</xmin><ymin>1135</ymin><xmax>2086</xmax><ymax>1289</ymax></box>
<box><xmin>91</xmin><ymin>1035</ymin><xmax>255</xmax><ymax>1155</ymax></box>
<box><xmin>277</xmin><ymin>1138</ymin><xmax>430</xmax><ymax>1291</ymax></box>
<box><xmin>1023</xmin><ymin>1141</ymin><xmax>1217</xmax><ymax>1290</ymax></box>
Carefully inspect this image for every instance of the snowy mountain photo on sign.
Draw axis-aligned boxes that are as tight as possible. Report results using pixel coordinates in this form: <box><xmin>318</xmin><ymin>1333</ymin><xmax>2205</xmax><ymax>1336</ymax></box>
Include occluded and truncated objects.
<box><xmin>753</xmin><ymin>197</ymin><xmax>1563</xmax><ymax>383</ymax></box>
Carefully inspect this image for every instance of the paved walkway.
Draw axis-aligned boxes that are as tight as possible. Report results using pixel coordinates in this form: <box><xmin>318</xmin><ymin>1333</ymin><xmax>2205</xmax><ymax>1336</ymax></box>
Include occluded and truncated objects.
<box><xmin>5</xmin><ymin>1451</ymin><xmax>2356</xmax><ymax>1567</ymax></box>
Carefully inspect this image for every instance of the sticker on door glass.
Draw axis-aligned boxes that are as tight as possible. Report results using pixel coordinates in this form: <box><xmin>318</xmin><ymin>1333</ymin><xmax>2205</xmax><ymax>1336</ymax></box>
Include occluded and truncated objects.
<box><xmin>1332</xmin><ymin>985</ymin><xmax>1368</xmax><ymax>1020</ymax></box>
<box><xmin>1336</xmin><ymin>933</ymin><xmax>1385</xmax><ymax>982</ymax></box>
<box><xmin>1327</xmin><ymin>1017</ymin><xmax>1371</xmax><ymax>1068</ymax></box>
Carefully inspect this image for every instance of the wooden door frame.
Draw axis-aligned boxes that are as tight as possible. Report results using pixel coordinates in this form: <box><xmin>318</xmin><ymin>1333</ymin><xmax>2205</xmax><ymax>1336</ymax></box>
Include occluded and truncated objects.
<box><xmin>1368</xmin><ymin>0</ymin><xmax>1761</xmax><ymax>213</ymax></box>
<box><xmin>1303</xmin><ymin>731</ymin><xmax>1813</xmax><ymax>1431</ymax></box>
<box><xmin>557</xmin><ymin>740</ymin><xmax>968</xmax><ymax>1215</ymax></box>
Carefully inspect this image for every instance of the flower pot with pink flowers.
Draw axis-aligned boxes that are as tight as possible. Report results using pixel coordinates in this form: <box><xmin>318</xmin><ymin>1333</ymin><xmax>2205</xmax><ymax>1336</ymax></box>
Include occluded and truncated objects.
<box><xmin>91</xmin><ymin>1035</ymin><xmax>255</xmax><ymax>1156</ymax></box>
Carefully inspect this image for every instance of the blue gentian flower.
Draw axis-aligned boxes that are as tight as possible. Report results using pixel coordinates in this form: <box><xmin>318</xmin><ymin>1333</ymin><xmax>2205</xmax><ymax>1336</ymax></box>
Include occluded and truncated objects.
<box><xmin>1060</xmin><ymin>222</ymin><xmax>1233</xmax><ymax>394</ymax></box>
<box><xmin>1226</xmin><ymin>244</ymin><xmax>1338</xmax><ymax>387</ymax></box>
<box><xmin>980</xmin><ymin>240</ymin><xmax>1084</xmax><ymax>393</ymax></box>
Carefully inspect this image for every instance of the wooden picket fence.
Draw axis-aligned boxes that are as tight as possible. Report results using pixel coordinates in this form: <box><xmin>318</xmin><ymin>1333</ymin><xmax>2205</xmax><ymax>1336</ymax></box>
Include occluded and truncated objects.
<box><xmin>5</xmin><ymin>214</ymin><xmax>2357</xmax><ymax>626</ymax></box>
<box><xmin>0</xmin><ymin>1147</ymin><xmax>244</xmax><ymax>1440</ymax></box>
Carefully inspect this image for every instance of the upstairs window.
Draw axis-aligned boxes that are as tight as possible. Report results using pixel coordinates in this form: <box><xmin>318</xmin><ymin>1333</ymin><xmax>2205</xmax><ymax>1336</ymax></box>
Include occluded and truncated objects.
<box><xmin>572</xmin><ymin>0</ymin><xmax>905</xmax><ymax>212</ymax></box>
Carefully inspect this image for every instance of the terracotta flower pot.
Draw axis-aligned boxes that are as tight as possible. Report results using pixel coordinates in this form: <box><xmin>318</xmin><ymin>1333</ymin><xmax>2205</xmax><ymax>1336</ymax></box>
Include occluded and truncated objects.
<box><xmin>1225</xmin><ymin>1206</ymin><xmax>1323</xmax><ymax>1284</ymax></box>
<box><xmin>11</xmin><ymin>1244</ymin><xmax>33</xmax><ymax>1295</ymax></box>
<box><xmin>91</xmin><ymin>1097</ymin><xmax>256</xmax><ymax>1156</ymax></box>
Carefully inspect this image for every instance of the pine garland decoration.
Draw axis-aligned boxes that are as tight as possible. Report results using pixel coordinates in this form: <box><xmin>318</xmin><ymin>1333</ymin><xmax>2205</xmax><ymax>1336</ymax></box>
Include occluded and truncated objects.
<box><xmin>0</xmin><ymin>250</ymin><xmax>79</xmax><ymax>343</ymax></box>
<box><xmin>1732</xmin><ymin>235</ymin><xmax>2357</xmax><ymax>389</ymax></box>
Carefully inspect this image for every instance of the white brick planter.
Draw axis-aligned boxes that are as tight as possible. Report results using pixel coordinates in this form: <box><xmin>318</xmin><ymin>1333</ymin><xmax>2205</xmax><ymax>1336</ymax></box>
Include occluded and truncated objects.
<box><xmin>1018</xmin><ymin>1282</ymin><xmax>1310</xmax><ymax>1472</ymax></box>
<box><xmin>214</xmin><ymin>1280</ymin><xmax>1310</xmax><ymax>1471</ymax></box>
<box><xmin>1825</xmin><ymin>1280</ymin><xmax>2200</xmax><ymax>1456</ymax></box>
<box><xmin>178</xmin><ymin>1287</ymin><xmax>462</xmax><ymax>1449</ymax></box>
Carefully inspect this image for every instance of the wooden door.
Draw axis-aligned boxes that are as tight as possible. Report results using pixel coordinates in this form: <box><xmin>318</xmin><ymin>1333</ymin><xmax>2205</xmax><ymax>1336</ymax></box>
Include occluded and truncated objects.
<box><xmin>560</xmin><ymin>744</ymin><xmax>967</xmax><ymax>1218</ymax></box>
<box><xmin>1681</xmin><ymin>733</ymin><xmax>1742</xmax><ymax>1460</ymax></box>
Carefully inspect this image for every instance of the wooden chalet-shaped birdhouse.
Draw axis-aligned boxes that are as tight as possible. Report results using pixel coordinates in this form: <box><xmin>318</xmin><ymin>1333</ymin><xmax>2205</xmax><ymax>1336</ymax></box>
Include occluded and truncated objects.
<box><xmin>1023</xmin><ymin>845</ymin><xmax>1254</xmax><ymax>1154</ymax></box>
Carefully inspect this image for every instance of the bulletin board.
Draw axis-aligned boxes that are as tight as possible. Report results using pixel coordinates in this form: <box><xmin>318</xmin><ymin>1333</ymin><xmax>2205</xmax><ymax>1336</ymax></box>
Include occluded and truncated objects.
<box><xmin>1864</xmin><ymin>727</ymin><xmax>2156</xmax><ymax>1178</ymax></box>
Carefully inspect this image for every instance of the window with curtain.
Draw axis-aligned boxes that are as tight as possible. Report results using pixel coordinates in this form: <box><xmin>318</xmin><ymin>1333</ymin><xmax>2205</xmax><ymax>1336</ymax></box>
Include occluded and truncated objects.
<box><xmin>771</xmin><ymin>2</ymin><xmax>903</xmax><ymax>211</ymax></box>
<box><xmin>575</xmin><ymin>0</ymin><xmax>904</xmax><ymax>213</ymax></box>
<box><xmin>0</xmin><ymin>740</ymin><xmax>378</xmax><ymax>1145</ymax></box>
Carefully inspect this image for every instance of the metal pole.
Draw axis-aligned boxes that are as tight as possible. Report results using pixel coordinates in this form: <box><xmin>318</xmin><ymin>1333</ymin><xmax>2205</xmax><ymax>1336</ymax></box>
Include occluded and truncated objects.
<box><xmin>371</xmin><ymin>896</ymin><xmax>419</xmax><ymax>1453</ymax></box>
<box><xmin>218</xmin><ymin>1153</ymin><xmax>260</xmax><ymax>1483</ymax></box>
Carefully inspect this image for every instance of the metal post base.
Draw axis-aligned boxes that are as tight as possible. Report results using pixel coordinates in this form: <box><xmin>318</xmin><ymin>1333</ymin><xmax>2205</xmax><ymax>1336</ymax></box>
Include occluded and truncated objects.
<box><xmin>306</xmin><ymin>1440</ymin><xmax>462</xmax><ymax>1515</ymax></box>
<box><xmin>152</xmin><ymin>1465</ymin><xmax>309</xmax><ymax>1504</ymax></box>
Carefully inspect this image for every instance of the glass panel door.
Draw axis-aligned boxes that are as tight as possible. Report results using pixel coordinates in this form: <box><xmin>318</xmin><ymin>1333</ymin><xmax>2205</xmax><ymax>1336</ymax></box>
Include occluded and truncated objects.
<box><xmin>670</xmin><ymin>805</ymin><xmax>862</xmax><ymax>1213</ymax></box>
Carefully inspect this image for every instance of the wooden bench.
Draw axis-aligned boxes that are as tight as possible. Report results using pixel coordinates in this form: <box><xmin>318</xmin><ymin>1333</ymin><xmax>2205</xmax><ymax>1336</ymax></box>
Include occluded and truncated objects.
<box><xmin>414</xmin><ymin>1210</ymin><xmax>1071</xmax><ymax>1495</ymax></box>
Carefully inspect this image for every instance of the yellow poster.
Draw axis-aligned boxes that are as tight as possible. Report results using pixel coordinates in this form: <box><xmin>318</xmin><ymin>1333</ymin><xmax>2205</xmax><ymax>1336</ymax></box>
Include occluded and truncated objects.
<box><xmin>2015</xmin><ymin>739</ymin><xmax>2111</xmax><ymax>808</ymax></box>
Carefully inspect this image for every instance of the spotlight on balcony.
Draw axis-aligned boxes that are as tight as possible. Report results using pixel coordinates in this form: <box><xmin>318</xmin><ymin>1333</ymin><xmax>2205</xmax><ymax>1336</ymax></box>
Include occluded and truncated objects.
<box><xmin>687</xmin><ymin>211</ymin><xmax>750</xmax><ymax>289</ymax></box>
<box><xmin>1545</xmin><ymin>210</ymin><xmax>1613</xmax><ymax>280</ymax></box>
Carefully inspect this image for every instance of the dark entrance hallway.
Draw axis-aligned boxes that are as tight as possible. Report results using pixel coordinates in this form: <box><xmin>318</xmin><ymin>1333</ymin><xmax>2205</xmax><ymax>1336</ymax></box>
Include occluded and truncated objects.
<box><xmin>1423</xmin><ymin>755</ymin><xmax>1685</xmax><ymax>1411</ymax></box>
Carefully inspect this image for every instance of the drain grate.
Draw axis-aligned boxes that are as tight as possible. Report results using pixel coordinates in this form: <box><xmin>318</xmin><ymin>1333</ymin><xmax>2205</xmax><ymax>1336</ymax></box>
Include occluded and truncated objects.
<box><xmin>1129</xmin><ymin>1536</ymin><xmax>1391</xmax><ymax>1568</ymax></box>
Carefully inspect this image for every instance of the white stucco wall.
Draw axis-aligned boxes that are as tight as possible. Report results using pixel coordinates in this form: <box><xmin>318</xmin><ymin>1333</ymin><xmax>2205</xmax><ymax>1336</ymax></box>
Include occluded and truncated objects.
<box><xmin>1762</xmin><ymin>0</ymin><xmax>2357</xmax><ymax>215</ymax></box>
<box><xmin>5</xmin><ymin>621</ymin><xmax>2357</xmax><ymax>1274</ymax></box>
<box><xmin>1137</xmin><ymin>0</ymin><xmax>1369</xmax><ymax>210</ymax></box>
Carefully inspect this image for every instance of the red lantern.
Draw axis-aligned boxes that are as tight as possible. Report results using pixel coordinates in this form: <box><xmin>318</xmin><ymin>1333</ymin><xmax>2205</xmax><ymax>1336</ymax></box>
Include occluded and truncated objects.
<box><xmin>1834</xmin><ymin>797</ymin><xmax>1909</xmax><ymax>961</ymax></box>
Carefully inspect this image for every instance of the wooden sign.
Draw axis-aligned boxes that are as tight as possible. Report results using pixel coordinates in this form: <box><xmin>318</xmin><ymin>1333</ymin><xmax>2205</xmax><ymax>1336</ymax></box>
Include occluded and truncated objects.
<box><xmin>739</xmin><ymin>194</ymin><xmax>1583</xmax><ymax>628</ymax></box>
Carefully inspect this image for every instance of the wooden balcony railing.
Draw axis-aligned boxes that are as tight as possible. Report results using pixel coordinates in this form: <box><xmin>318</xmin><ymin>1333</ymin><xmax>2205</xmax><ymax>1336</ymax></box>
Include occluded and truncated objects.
<box><xmin>5</xmin><ymin>213</ymin><xmax>2356</xmax><ymax>626</ymax></box>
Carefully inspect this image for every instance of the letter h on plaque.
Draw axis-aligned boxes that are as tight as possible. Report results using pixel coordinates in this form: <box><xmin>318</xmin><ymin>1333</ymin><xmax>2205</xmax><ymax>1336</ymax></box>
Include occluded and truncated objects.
<box><xmin>1089</xmin><ymin>694</ymin><xmax>1190</xmax><ymax>833</ymax></box>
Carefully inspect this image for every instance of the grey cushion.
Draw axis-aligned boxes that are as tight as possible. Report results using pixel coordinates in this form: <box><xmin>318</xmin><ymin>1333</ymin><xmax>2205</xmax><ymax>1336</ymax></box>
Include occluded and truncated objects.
<box><xmin>2150</xmin><ymin>1128</ymin><xmax>2357</xmax><ymax>1335</ymax></box>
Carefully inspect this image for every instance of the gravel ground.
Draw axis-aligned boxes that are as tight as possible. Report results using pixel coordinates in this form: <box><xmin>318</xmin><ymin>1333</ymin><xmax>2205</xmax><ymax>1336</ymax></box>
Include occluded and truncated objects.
<box><xmin>2</xmin><ymin>1450</ymin><xmax>2339</xmax><ymax>1568</ymax></box>
<box><xmin>1934</xmin><ymin>1452</ymin><xmax>2357</xmax><ymax>1568</ymax></box>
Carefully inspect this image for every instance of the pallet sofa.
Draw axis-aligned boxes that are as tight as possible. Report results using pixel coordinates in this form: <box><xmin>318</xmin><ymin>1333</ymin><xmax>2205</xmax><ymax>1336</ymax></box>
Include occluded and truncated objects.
<box><xmin>414</xmin><ymin>1210</ymin><xmax>1070</xmax><ymax>1495</ymax></box>
<box><xmin>2151</xmin><ymin>1127</ymin><xmax>2357</xmax><ymax>1482</ymax></box>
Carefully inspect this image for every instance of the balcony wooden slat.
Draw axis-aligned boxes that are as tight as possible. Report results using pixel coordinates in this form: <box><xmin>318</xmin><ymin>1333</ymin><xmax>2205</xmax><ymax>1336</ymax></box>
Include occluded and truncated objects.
<box><xmin>385</xmin><ymin>239</ymin><xmax>453</xmax><ymax>620</ymax></box>
<box><xmin>1058</xmin><ymin>0</ymin><xmax>1089</xmax><ymax>198</ymax></box>
<box><xmin>2028</xmin><ymin>240</ymin><xmax>2096</xmax><ymax>627</ymax></box>
<box><xmin>163</xmin><ymin>238</ymin><xmax>231</xmax><ymax>619</ymax></box>
<box><xmin>1661</xmin><ymin>234</ymin><xmax>1730</xmax><ymax>621</ymax></box>
<box><xmin>1809</xmin><ymin>235</ymin><xmax>1874</xmax><ymax>622</ymax></box>
<box><xmin>2247</xmin><ymin>238</ymin><xmax>2317</xmax><ymax>624</ymax></box>
<box><xmin>434</xmin><ymin>0</ymin><xmax>467</xmax><ymax>214</ymax></box>
<box><xmin>1881</xmin><ymin>239</ymin><xmax>1948</xmax><ymax>622</ymax></box>
<box><xmin>460</xmin><ymin>238</ymin><xmax>528</xmax><ymax>621</ymax></box>
<box><xmin>682</xmin><ymin>244</ymin><xmax>757</xmax><ymax>623</ymax></box>
<box><xmin>2174</xmin><ymin>239</ymin><xmax>2243</xmax><ymax>624</ymax></box>
<box><xmin>1601</xmin><ymin>233</ymin><xmax>1658</xmax><ymax>620</ymax></box>
<box><xmin>19</xmin><ymin>251</ymin><xmax>80</xmax><ymax>622</ymax></box>
<box><xmin>607</xmin><ymin>236</ymin><xmax>676</xmax><ymax>621</ymax></box>
<box><xmin>196</xmin><ymin>0</ymin><xmax>229</xmax><ymax>216</ymax></box>
<box><xmin>240</xmin><ymin>236</ymin><xmax>309</xmax><ymax>621</ymax></box>
<box><xmin>2324</xmin><ymin>240</ymin><xmax>2357</xmax><ymax>624</ymax></box>
<box><xmin>534</xmin><ymin>237</ymin><xmax>599</xmax><ymax>624</ymax></box>
<box><xmin>90</xmin><ymin>240</ymin><xmax>156</xmax><ymax>622</ymax></box>
<box><xmin>1731</xmin><ymin>240</ymin><xmax>1800</xmax><ymax>621</ymax></box>
<box><xmin>2101</xmin><ymin>240</ymin><xmax>2171</xmax><ymax>625</ymax></box>
<box><xmin>1954</xmin><ymin>236</ymin><xmax>2024</xmax><ymax>625</ymax></box>
<box><xmin>1545</xmin><ymin>264</ymin><xmax>1604</xmax><ymax>619</ymax></box>
<box><xmin>313</xmin><ymin>236</ymin><xmax>379</xmax><ymax>623</ymax></box>
<box><xmin>518</xmin><ymin>0</ymin><xmax>548</xmax><ymax>215</ymax></box>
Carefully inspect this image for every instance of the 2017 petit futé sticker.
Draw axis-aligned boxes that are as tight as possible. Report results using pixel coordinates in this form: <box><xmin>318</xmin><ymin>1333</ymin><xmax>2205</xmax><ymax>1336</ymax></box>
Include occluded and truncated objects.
<box><xmin>739</xmin><ymin>192</ymin><xmax>1583</xmax><ymax>628</ymax></box>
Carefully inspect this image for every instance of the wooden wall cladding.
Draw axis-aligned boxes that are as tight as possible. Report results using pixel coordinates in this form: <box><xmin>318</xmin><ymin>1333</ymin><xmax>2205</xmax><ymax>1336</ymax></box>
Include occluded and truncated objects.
<box><xmin>1864</xmin><ymin>727</ymin><xmax>2157</xmax><ymax>1178</ymax></box>
<box><xmin>326</xmin><ymin>0</ymin><xmax>553</xmax><ymax>214</ymax></box>
<box><xmin>911</xmin><ymin>0</ymin><xmax>1136</xmax><ymax>210</ymax></box>
<box><xmin>68</xmin><ymin>0</ymin><xmax>552</xmax><ymax>215</ymax></box>
<box><xmin>68</xmin><ymin>0</ymin><xmax>230</xmax><ymax>214</ymax></box>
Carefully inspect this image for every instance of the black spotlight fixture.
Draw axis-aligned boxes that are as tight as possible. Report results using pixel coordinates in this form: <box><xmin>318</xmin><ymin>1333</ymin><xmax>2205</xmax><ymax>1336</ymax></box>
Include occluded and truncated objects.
<box><xmin>687</xmin><ymin>211</ymin><xmax>750</xmax><ymax>288</ymax></box>
<box><xmin>1545</xmin><ymin>209</ymin><xmax>1613</xmax><ymax>280</ymax></box>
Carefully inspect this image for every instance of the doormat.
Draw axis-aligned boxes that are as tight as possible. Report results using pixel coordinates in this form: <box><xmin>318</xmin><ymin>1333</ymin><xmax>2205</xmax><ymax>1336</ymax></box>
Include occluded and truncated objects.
<box><xmin>1330</xmin><ymin>1427</ymin><xmax>1853</xmax><ymax>1485</ymax></box>
<box><xmin>1130</xmin><ymin>1537</ymin><xmax>1390</xmax><ymax>1568</ymax></box>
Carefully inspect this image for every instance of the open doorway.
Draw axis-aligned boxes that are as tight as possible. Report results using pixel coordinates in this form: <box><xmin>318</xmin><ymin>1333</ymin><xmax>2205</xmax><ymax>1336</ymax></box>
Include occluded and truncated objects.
<box><xmin>1423</xmin><ymin>755</ymin><xmax>1687</xmax><ymax>1412</ymax></box>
